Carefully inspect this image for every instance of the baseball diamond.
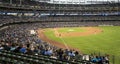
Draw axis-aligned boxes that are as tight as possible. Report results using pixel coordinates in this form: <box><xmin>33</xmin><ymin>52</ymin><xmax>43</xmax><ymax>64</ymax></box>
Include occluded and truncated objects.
<box><xmin>37</xmin><ymin>26</ymin><xmax>120</xmax><ymax>55</ymax></box>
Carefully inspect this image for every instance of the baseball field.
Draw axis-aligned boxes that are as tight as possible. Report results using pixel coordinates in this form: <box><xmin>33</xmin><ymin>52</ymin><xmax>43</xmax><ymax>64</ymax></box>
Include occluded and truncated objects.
<box><xmin>37</xmin><ymin>26</ymin><xmax>120</xmax><ymax>64</ymax></box>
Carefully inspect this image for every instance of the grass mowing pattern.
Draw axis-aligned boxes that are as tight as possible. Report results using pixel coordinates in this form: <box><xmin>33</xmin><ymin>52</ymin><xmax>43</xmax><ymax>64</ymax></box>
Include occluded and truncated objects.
<box><xmin>43</xmin><ymin>26</ymin><xmax>120</xmax><ymax>64</ymax></box>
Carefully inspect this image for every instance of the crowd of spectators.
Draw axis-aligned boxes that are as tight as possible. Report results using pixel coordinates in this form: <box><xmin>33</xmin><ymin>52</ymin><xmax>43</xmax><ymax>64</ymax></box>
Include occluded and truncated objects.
<box><xmin>0</xmin><ymin>22</ymin><xmax>110</xmax><ymax>64</ymax></box>
<box><xmin>0</xmin><ymin>15</ymin><xmax>120</xmax><ymax>26</ymax></box>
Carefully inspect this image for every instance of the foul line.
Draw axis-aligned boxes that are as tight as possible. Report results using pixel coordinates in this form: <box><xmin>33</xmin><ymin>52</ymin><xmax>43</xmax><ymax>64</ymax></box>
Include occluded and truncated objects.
<box><xmin>54</xmin><ymin>28</ymin><xmax>69</xmax><ymax>49</ymax></box>
<box><xmin>59</xmin><ymin>36</ymin><xmax>69</xmax><ymax>49</ymax></box>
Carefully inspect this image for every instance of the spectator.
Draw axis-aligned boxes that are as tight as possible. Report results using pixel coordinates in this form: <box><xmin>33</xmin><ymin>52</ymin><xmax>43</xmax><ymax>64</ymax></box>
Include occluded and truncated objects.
<box><xmin>20</xmin><ymin>45</ymin><xmax>27</xmax><ymax>53</ymax></box>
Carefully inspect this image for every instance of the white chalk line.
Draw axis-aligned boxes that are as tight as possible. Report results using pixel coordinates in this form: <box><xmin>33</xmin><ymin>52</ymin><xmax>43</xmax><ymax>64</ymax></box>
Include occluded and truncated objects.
<box><xmin>59</xmin><ymin>37</ymin><xmax>69</xmax><ymax>49</ymax></box>
<box><xmin>54</xmin><ymin>28</ymin><xmax>69</xmax><ymax>49</ymax></box>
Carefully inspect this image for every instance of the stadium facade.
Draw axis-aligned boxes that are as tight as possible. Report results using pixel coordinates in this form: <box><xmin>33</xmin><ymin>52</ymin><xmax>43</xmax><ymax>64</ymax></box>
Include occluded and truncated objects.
<box><xmin>35</xmin><ymin>0</ymin><xmax>119</xmax><ymax>4</ymax></box>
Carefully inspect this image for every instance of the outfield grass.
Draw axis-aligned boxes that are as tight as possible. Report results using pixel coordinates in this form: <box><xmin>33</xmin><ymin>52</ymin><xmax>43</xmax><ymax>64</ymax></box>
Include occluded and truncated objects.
<box><xmin>43</xmin><ymin>26</ymin><xmax>120</xmax><ymax>64</ymax></box>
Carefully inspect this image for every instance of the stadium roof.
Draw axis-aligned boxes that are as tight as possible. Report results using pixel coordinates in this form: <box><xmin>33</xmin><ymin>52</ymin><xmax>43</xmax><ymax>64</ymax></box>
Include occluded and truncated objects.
<box><xmin>35</xmin><ymin>0</ymin><xmax>119</xmax><ymax>4</ymax></box>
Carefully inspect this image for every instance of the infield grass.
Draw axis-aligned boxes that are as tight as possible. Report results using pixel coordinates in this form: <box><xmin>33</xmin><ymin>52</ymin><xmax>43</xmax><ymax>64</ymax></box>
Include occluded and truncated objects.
<box><xmin>43</xmin><ymin>26</ymin><xmax>120</xmax><ymax>64</ymax></box>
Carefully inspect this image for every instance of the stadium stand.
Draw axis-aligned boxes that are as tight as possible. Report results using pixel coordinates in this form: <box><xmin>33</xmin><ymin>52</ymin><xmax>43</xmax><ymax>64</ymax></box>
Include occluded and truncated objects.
<box><xmin>0</xmin><ymin>0</ymin><xmax>119</xmax><ymax>64</ymax></box>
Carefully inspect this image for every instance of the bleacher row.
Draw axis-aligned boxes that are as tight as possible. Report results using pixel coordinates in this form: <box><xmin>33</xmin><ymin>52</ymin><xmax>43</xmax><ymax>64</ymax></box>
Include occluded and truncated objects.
<box><xmin>0</xmin><ymin>3</ymin><xmax>119</xmax><ymax>11</ymax></box>
<box><xmin>0</xmin><ymin>50</ymin><xmax>83</xmax><ymax>64</ymax></box>
<box><xmin>0</xmin><ymin>0</ymin><xmax>120</xmax><ymax>12</ymax></box>
<box><xmin>0</xmin><ymin>15</ymin><xmax>120</xmax><ymax>25</ymax></box>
